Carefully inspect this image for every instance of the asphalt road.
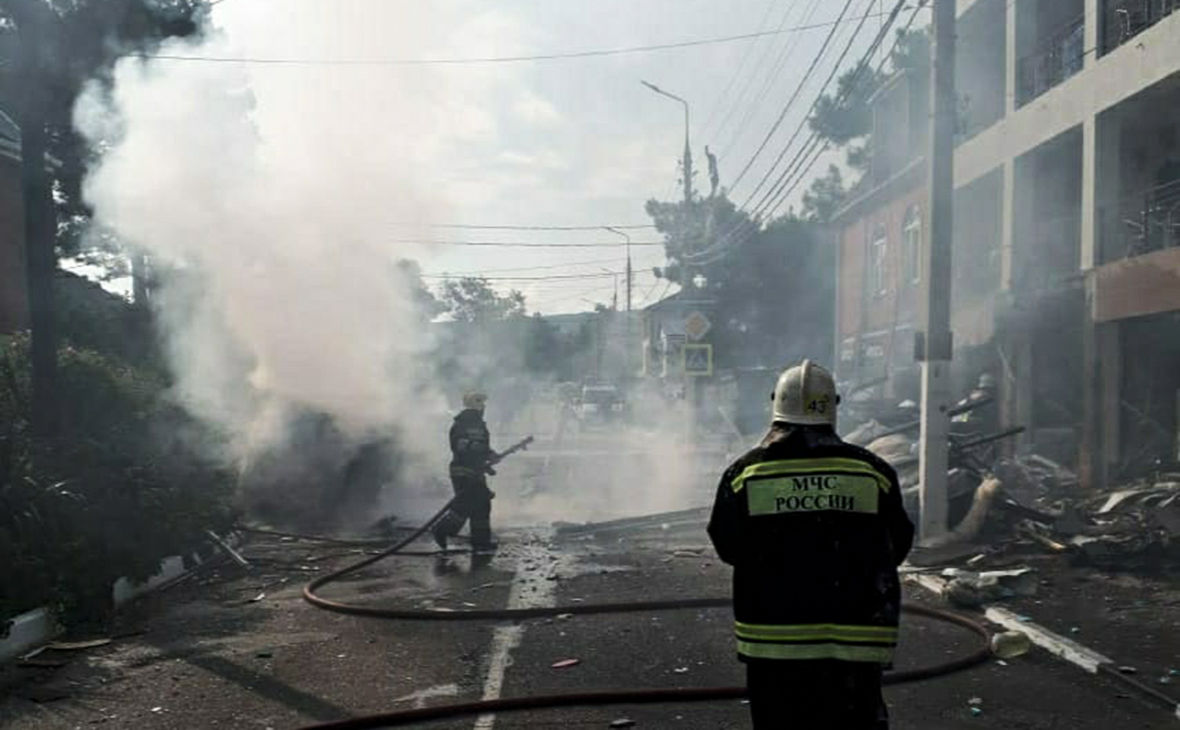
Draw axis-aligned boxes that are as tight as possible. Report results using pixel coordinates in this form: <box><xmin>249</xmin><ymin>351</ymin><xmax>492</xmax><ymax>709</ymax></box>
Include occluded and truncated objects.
<box><xmin>1</xmin><ymin>513</ymin><xmax>1176</xmax><ymax>730</ymax></box>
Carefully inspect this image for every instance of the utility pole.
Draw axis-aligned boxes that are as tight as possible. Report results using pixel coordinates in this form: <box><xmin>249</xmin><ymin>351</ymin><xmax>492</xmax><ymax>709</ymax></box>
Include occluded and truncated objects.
<box><xmin>917</xmin><ymin>0</ymin><xmax>956</xmax><ymax>543</ymax></box>
<box><xmin>12</xmin><ymin>0</ymin><xmax>59</xmax><ymax>436</ymax></box>
<box><xmin>605</xmin><ymin>226</ymin><xmax>632</xmax><ymax>313</ymax></box>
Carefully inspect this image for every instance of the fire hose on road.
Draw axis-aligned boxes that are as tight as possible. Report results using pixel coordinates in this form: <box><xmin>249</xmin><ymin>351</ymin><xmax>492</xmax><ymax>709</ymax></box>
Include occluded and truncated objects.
<box><xmin>288</xmin><ymin>499</ymin><xmax>995</xmax><ymax>728</ymax></box>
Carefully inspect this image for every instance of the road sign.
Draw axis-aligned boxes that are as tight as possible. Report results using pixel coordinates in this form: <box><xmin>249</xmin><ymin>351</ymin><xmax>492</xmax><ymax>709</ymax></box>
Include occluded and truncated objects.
<box><xmin>683</xmin><ymin>343</ymin><xmax>713</xmax><ymax>377</ymax></box>
<box><xmin>684</xmin><ymin>311</ymin><xmax>711</xmax><ymax>341</ymax></box>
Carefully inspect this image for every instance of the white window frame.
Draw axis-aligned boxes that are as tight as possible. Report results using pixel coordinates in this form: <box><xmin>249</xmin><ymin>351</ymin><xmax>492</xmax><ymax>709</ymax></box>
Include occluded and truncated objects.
<box><xmin>903</xmin><ymin>205</ymin><xmax>922</xmax><ymax>285</ymax></box>
<box><xmin>870</xmin><ymin>225</ymin><xmax>888</xmax><ymax>298</ymax></box>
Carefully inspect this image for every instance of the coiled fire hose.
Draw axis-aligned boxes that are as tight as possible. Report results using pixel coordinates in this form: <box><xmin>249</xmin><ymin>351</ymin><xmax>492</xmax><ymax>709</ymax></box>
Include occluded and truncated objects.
<box><xmin>292</xmin><ymin>501</ymin><xmax>993</xmax><ymax>729</ymax></box>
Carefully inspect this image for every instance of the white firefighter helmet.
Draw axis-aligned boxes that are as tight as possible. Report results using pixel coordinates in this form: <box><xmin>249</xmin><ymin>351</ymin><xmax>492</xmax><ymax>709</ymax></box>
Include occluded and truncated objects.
<box><xmin>462</xmin><ymin>391</ymin><xmax>488</xmax><ymax>411</ymax></box>
<box><xmin>772</xmin><ymin>360</ymin><xmax>838</xmax><ymax>426</ymax></box>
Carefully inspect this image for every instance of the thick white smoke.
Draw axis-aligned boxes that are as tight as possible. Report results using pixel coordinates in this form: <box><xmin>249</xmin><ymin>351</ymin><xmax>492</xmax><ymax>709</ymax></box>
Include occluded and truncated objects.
<box><xmin>72</xmin><ymin>4</ymin><xmax>726</xmax><ymax>527</ymax></box>
<box><xmin>75</xmin><ymin>42</ymin><xmax>447</xmax><ymax>459</ymax></box>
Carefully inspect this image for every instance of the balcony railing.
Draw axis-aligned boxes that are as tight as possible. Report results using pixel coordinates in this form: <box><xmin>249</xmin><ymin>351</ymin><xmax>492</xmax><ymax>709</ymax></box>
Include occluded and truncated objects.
<box><xmin>1016</xmin><ymin>15</ymin><xmax>1085</xmax><ymax>107</ymax></box>
<box><xmin>1098</xmin><ymin>178</ymin><xmax>1180</xmax><ymax>263</ymax></box>
<box><xmin>1101</xmin><ymin>0</ymin><xmax>1180</xmax><ymax>55</ymax></box>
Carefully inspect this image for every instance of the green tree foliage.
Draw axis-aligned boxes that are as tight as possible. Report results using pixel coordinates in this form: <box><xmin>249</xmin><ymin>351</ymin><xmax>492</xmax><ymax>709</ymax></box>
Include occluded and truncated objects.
<box><xmin>644</xmin><ymin>194</ymin><xmax>747</xmax><ymax>285</ymax></box>
<box><xmin>0</xmin><ymin>334</ymin><xmax>232</xmax><ymax>623</ymax></box>
<box><xmin>438</xmin><ymin>277</ymin><xmax>527</xmax><ymax>324</ymax></box>
<box><xmin>807</xmin><ymin>28</ymin><xmax>931</xmax><ymax>159</ymax></box>
<box><xmin>801</xmin><ymin>165</ymin><xmax>847</xmax><ymax>224</ymax></box>
<box><xmin>799</xmin><ymin>27</ymin><xmax>931</xmax><ymax>223</ymax></box>
<box><xmin>808</xmin><ymin>62</ymin><xmax>887</xmax><ymax>151</ymax></box>
<box><xmin>644</xmin><ymin>193</ymin><xmax>834</xmax><ymax>371</ymax></box>
<box><xmin>0</xmin><ymin>0</ymin><xmax>211</xmax><ymax>258</ymax></box>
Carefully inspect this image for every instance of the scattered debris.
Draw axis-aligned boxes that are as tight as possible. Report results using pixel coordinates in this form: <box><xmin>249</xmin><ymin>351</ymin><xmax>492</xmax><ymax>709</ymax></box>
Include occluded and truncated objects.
<box><xmin>609</xmin><ymin>719</ymin><xmax>637</xmax><ymax>728</ymax></box>
<box><xmin>246</xmin><ymin>592</ymin><xmax>266</xmax><ymax>604</ymax></box>
<box><xmin>551</xmin><ymin>658</ymin><xmax>580</xmax><ymax>669</ymax></box>
<box><xmin>207</xmin><ymin>530</ymin><xmax>250</xmax><ymax>568</ymax></box>
<box><xmin>990</xmin><ymin>630</ymin><xmax>1031</xmax><ymax>659</ymax></box>
<box><xmin>46</xmin><ymin>638</ymin><xmax>112</xmax><ymax>651</ymax></box>
<box><xmin>1119</xmin><ymin>666</ymin><xmax>1139</xmax><ymax>674</ymax></box>
<box><xmin>941</xmin><ymin>567</ymin><xmax>1038</xmax><ymax>608</ymax></box>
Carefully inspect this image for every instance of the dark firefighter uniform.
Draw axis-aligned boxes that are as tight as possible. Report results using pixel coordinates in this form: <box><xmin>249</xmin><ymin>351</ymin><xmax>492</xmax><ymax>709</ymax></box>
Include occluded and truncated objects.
<box><xmin>708</xmin><ymin>423</ymin><xmax>914</xmax><ymax>729</ymax></box>
<box><xmin>433</xmin><ymin>405</ymin><xmax>497</xmax><ymax>551</ymax></box>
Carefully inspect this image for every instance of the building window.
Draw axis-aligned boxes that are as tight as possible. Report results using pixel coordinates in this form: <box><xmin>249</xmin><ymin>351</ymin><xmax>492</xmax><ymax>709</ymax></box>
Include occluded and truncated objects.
<box><xmin>903</xmin><ymin>205</ymin><xmax>922</xmax><ymax>285</ymax></box>
<box><xmin>870</xmin><ymin>225</ymin><xmax>888</xmax><ymax>298</ymax></box>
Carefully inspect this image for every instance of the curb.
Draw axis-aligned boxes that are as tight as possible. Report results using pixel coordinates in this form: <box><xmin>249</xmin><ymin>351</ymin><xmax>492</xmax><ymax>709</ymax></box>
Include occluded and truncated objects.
<box><xmin>983</xmin><ymin>606</ymin><xmax>1112</xmax><ymax>674</ymax></box>
<box><xmin>1</xmin><ymin>530</ymin><xmax>243</xmax><ymax>664</ymax></box>
<box><xmin>906</xmin><ymin>572</ymin><xmax>1180</xmax><ymax>721</ymax></box>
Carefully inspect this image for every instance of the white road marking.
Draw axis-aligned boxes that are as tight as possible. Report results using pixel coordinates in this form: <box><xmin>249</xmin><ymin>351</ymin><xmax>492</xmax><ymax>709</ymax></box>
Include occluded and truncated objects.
<box><xmin>394</xmin><ymin>683</ymin><xmax>460</xmax><ymax>709</ymax></box>
<box><xmin>474</xmin><ymin>529</ymin><xmax>558</xmax><ymax>730</ymax></box>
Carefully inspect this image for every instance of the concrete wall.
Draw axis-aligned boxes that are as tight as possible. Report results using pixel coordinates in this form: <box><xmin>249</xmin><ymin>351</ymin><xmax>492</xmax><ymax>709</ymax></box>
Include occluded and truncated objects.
<box><xmin>0</xmin><ymin>153</ymin><xmax>26</xmax><ymax>333</ymax></box>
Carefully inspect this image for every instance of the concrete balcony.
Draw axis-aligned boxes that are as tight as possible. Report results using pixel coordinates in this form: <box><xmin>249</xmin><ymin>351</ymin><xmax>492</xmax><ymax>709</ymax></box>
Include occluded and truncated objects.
<box><xmin>1091</xmin><ymin>245</ymin><xmax>1180</xmax><ymax>322</ymax></box>
<box><xmin>955</xmin><ymin>7</ymin><xmax>1180</xmax><ymax>189</ymax></box>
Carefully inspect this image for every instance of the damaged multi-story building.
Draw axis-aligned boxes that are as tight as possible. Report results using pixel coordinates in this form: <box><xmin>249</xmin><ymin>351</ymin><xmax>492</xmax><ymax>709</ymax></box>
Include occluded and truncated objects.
<box><xmin>834</xmin><ymin>0</ymin><xmax>1180</xmax><ymax>487</ymax></box>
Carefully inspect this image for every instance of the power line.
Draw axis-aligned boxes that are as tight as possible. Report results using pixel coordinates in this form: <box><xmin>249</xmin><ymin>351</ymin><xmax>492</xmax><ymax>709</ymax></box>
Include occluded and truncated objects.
<box><xmin>726</xmin><ymin>0</ymin><xmax>860</xmax><ymax>192</ymax></box>
<box><xmin>714</xmin><ymin>0</ymin><xmax>823</xmax><ymax>158</ymax></box>
<box><xmin>755</xmin><ymin>0</ymin><xmax>924</xmax><ymax>220</ymax></box>
<box><xmin>391</xmin><ymin>238</ymin><xmax>664</xmax><ymax>248</ymax></box>
<box><xmin>698</xmin><ymin>0</ymin><xmax>784</xmax><ymax>138</ymax></box>
<box><xmin>138</xmin><ymin>12</ymin><xmax>903</xmax><ymax>67</ymax></box>
<box><xmin>687</xmin><ymin>0</ymin><xmax>918</xmax><ymax>267</ymax></box>
<box><xmin>394</xmin><ymin>223</ymin><xmax>655</xmax><ymax>232</ymax></box>
<box><xmin>424</xmin><ymin>270</ymin><xmax>626</xmax><ymax>282</ymax></box>
<box><xmin>420</xmin><ymin>253</ymin><xmax>662</xmax><ymax>277</ymax></box>
<box><xmin>740</xmin><ymin>0</ymin><xmax>889</xmax><ymax>210</ymax></box>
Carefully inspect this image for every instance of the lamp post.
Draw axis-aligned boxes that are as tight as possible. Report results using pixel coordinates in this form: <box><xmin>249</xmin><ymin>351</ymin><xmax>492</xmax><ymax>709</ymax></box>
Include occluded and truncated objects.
<box><xmin>641</xmin><ymin>80</ymin><xmax>693</xmax><ymax>205</ymax></box>
<box><xmin>643</xmin><ymin>80</ymin><xmax>704</xmax><ymax>441</ymax></box>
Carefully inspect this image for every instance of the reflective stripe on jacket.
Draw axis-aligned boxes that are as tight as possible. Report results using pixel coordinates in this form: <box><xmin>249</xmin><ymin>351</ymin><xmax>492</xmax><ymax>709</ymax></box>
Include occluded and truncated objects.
<box><xmin>707</xmin><ymin>425</ymin><xmax>914</xmax><ymax>665</ymax></box>
<box><xmin>735</xmin><ymin>621</ymin><xmax>898</xmax><ymax>663</ymax></box>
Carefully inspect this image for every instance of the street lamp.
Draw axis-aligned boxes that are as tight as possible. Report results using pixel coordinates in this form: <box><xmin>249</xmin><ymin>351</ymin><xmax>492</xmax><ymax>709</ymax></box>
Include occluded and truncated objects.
<box><xmin>641</xmin><ymin>80</ymin><xmax>693</xmax><ymax>204</ymax></box>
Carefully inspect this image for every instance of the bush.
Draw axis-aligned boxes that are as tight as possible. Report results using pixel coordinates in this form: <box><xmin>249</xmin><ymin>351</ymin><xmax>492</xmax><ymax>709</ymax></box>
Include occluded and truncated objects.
<box><xmin>0</xmin><ymin>334</ymin><xmax>234</xmax><ymax>625</ymax></box>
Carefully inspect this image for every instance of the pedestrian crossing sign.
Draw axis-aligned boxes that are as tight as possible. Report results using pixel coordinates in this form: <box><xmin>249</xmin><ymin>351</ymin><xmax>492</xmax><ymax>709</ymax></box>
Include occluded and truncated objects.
<box><xmin>683</xmin><ymin>343</ymin><xmax>713</xmax><ymax>377</ymax></box>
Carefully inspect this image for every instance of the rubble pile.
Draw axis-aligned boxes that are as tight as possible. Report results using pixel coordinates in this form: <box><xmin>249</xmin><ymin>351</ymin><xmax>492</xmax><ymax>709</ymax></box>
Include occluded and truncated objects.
<box><xmin>847</xmin><ymin>409</ymin><xmax>1180</xmax><ymax>578</ymax></box>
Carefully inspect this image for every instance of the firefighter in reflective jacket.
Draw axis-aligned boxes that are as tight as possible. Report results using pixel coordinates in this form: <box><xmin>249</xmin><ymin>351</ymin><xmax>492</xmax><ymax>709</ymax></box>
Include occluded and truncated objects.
<box><xmin>708</xmin><ymin>360</ymin><xmax>914</xmax><ymax>729</ymax></box>
<box><xmin>433</xmin><ymin>391</ymin><xmax>498</xmax><ymax>553</ymax></box>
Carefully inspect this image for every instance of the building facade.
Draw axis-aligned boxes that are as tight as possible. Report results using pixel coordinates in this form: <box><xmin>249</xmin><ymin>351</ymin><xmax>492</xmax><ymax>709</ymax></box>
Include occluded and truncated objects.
<box><xmin>834</xmin><ymin>0</ymin><xmax>1180</xmax><ymax>483</ymax></box>
<box><xmin>0</xmin><ymin>107</ymin><xmax>26</xmax><ymax>334</ymax></box>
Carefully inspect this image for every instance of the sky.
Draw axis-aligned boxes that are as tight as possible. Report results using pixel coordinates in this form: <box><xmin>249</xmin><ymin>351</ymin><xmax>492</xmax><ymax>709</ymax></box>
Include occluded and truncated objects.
<box><xmin>115</xmin><ymin>0</ymin><xmax>926</xmax><ymax>315</ymax></box>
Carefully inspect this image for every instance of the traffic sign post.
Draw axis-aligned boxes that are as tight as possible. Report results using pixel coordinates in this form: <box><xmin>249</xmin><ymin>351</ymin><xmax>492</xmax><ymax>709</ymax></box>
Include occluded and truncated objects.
<box><xmin>684</xmin><ymin>311</ymin><xmax>711</xmax><ymax>341</ymax></box>
<box><xmin>683</xmin><ymin>343</ymin><xmax>713</xmax><ymax>377</ymax></box>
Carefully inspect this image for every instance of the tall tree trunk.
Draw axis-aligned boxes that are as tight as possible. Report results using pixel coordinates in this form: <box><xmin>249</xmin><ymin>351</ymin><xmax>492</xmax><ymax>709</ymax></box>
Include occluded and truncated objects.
<box><xmin>14</xmin><ymin>0</ymin><xmax>59</xmax><ymax>436</ymax></box>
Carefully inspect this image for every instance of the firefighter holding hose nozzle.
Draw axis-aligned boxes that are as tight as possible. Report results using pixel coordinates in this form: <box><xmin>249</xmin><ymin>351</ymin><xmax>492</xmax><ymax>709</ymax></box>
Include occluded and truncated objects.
<box><xmin>708</xmin><ymin>360</ymin><xmax>914</xmax><ymax>729</ymax></box>
<box><xmin>433</xmin><ymin>391</ymin><xmax>499</xmax><ymax>554</ymax></box>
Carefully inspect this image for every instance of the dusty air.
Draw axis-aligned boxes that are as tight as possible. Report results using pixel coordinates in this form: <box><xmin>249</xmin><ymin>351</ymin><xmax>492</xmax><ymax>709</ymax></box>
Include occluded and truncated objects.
<box><xmin>3</xmin><ymin>1</ymin><xmax>1180</xmax><ymax>728</ymax></box>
